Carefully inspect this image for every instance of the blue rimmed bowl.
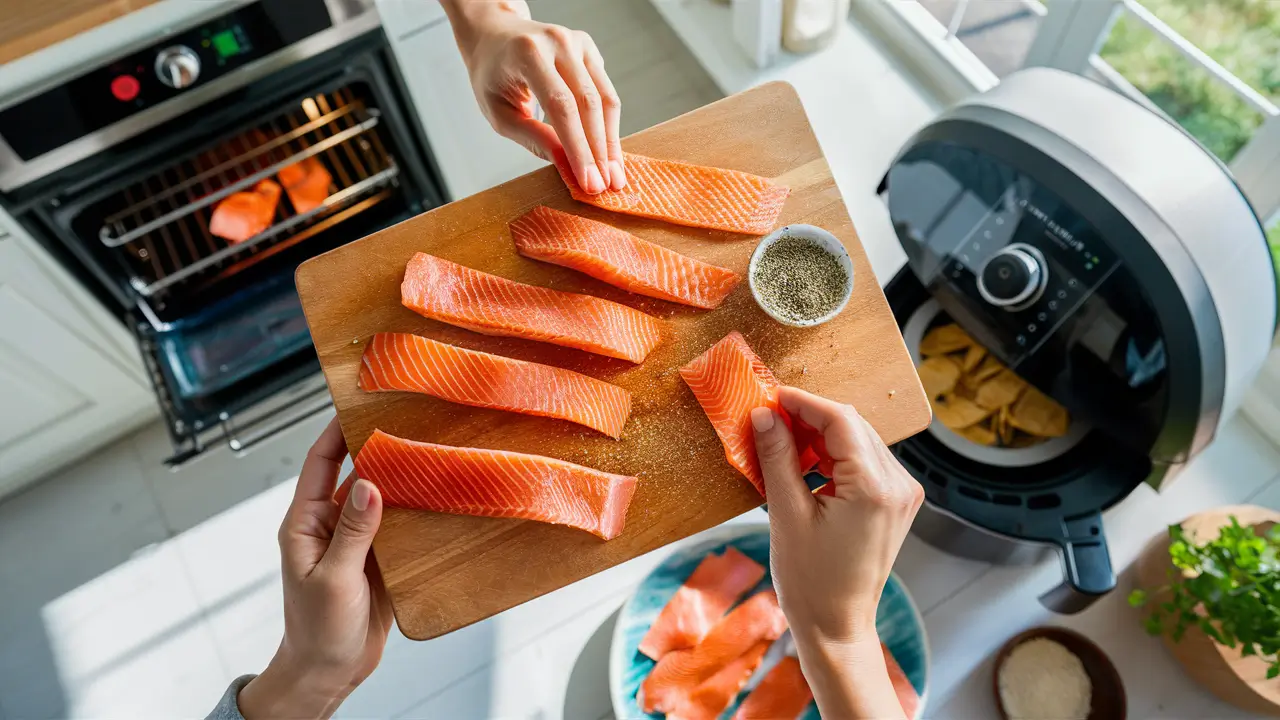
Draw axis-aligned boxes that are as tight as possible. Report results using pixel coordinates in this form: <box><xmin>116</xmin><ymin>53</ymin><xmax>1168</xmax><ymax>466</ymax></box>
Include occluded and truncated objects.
<box><xmin>609</xmin><ymin>523</ymin><xmax>929</xmax><ymax>719</ymax></box>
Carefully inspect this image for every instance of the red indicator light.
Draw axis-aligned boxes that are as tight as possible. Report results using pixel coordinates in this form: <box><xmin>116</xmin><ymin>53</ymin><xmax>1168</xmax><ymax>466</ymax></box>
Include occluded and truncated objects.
<box><xmin>111</xmin><ymin>75</ymin><xmax>140</xmax><ymax>102</ymax></box>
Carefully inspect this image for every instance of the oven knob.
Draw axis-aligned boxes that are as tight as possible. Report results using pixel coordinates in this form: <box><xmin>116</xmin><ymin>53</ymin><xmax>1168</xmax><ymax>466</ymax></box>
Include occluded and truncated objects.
<box><xmin>155</xmin><ymin>45</ymin><xmax>201</xmax><ymax>89</ymax></box>
<box><xmin>977</xmin><ymin>243</ymin><xmax>1047</xmax><ymax>310</ymax></box>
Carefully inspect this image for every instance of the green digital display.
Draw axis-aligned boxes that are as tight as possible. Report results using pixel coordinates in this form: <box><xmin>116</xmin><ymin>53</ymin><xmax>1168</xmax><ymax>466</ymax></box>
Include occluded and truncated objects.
<box><xmin>212</xmin><ymin>29</ymin><xmax>242</xmax><ymax>58</ymax></box>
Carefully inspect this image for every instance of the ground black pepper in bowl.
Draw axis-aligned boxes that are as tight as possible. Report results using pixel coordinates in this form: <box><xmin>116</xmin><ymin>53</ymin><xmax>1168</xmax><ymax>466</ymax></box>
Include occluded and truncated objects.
<box><xmin>750</xmin><ymin>234</ymin><xmax>851</xmax><ymax>324</ymax></box>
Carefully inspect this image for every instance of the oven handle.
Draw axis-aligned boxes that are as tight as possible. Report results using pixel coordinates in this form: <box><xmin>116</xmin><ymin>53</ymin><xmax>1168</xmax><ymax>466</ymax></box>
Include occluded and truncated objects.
<box><xmin>219</xmin><ymin>384</ymin><xmax>335</xmax><ymax>455</ymax></box>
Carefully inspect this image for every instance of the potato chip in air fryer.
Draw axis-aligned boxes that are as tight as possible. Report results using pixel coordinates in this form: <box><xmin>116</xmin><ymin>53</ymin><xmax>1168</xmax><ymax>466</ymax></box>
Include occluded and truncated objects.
<box><xmin>932</xmin><ymin>395</ymin><xmax>992</xmax><ymax>429</ymax></box>
<box><xmin>920</xmin><ymin>324</ymin><xmax>975</xmax><ymax>356</ymax></box>
<box><xmin>962</xmin><ymin>344</ymin><xmax>987</xmax><ymax>372</ymax></box>
<box><xmin>1010</xmin><ymin>386</ymin><xmax>1070</xmax><ymax>438</ymax></box>
<box><xmin>918</xmin><ymin>357</ymin><xmax>962</xmax><ymax>398</ymax></box>
<box><xmin>971</xmin><ymin>354</ymin><xmax>1005</xmax><ymax>382</ymax></box>
<box><xmin>975</xmin><ymin>369</ymin><xmax>1028</xmax><ymax>410</ymax></box>
<box><xmin>996</xmin><ymin>405</ymin><xmax>1016</xmax><ymax>446</ymax></box>
<box><xmin>957</xmin><ymin>422</ymin><xmax>998</xmax><ymax>446</ymax></box>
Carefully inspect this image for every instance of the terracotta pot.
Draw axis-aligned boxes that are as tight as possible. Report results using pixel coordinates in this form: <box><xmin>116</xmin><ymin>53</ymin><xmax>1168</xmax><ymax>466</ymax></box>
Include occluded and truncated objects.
<box><xmin>1134</xmin><ymin>505</ymin><xmax>1280</xmax><ymax>716</ymax></box>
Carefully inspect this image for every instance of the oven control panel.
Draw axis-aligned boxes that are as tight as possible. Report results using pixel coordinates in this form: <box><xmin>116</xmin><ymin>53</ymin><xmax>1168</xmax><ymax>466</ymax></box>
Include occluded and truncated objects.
<box><xmin>0</xmin><ymin>0</ymin><xmax>331</xmax><ymax>162</ymax></box>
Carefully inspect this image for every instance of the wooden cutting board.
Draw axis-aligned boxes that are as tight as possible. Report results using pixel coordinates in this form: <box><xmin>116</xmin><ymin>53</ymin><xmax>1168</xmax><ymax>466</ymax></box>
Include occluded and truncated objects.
<box><xmin>295</xmin><ymin>82</ymin><xmax>930</xmax><ymax>641</ymax></box>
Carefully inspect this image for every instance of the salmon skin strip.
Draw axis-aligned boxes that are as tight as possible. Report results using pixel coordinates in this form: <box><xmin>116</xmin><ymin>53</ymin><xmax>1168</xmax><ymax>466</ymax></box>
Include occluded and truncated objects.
<box><xmin>669</xmin><ymin>641</ymin><xmax>770</xmax><ymax>720</ymax></box>
<box><xmin>883</xmin><ymin>642</ymin><xmax>920</xmax><ymax>719</ymax></box>
<box><xmin>401</xmin><ymin>253</ymin><xmax>663</xmax><ymax>364</ymax></box>
<box><xmin>638</xmin><ymin>546</ymin><xmax>766</xmax><ymax>660</ymax></box>
<box><xmin>554</xmin><ymin>152</ymin><xmax>789</xmax><ymax>235</ymax></box>
<box><xmin>733</xmin><ymin>656</ymin><xmax>813</xmax><ymax>720</ymax></box>
<box><xmin>353</xmin><ymin>430</ymin><xmax>637</xmax><ymax>540</ymax></box>
<box><xmin>680</xmin><ymin>332</ymin><xmax>832</xmax><ymax>497</ymax></box>
<box><xmin>510</xmin><ymin>206</ymin><xmax>741</xmax><ymax>309</ymax></box>
<box><xmin>639</xmin><ymin>590</ymin><xmax>789</xmax><ymax>714</ymax></box>
<box><xmin>358</xmin><ymin>332</ymin><xmax>631</xmax><ymax>438</ymax></box>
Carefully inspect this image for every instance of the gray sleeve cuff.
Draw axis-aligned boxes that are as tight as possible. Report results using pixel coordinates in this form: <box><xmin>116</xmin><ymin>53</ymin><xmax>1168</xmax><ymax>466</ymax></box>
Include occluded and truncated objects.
<box><xmin>207</xmin><ymin>674</ymin><xmax>257</xmax><ymax>720</ymax></box>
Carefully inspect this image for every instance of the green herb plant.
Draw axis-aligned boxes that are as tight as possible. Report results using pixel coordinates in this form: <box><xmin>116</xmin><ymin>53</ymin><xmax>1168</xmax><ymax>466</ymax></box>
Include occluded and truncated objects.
<box><xmin>1129</xmin><ymin>517</ymin><xmax>1280</xmax><ymax>679</ymax></box>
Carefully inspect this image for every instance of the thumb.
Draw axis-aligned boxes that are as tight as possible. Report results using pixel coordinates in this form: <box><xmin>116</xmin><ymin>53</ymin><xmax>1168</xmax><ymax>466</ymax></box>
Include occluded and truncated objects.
<box><xmin>322</xmin><ymin>478</ymin><xmax>383</xmax><ymax>576</ymax></box>
<box><xmin>752</xmin><ymin>407</ymin><xmax>812</xmax><ymax>521</ymax></box>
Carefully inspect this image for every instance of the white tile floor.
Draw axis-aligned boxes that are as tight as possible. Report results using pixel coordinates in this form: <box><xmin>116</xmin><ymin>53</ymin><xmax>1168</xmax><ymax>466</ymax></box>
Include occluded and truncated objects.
<box><xmin>4</xmin><ymin>1</ymin><xmax>1280</xmax><ymax>719</ymax></box>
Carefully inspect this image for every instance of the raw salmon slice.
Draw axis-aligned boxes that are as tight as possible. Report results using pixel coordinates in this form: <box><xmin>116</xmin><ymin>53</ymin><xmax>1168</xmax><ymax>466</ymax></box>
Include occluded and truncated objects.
<box><xmin>354</xmin><ymin>430</ymin><xmax>637</xmax><ymax>540</ymax></box>
<box><xmin>733</xmin><ymin>656</ymin><xmax>813</xmax><ymax>720</ymax></box>
<box><xmin>509</xmin><ymin>206</ymin><xmax>741</xmax><ymax>309</ymax></box>
<box><xmin>639</xmin><ymin>590</ymin><xmax>789</xmax><ymax>714</ymax></box>
<box><xmin>210</xmin><ymin>179</ymin><xmax>281</xmax><ymax>244</ymax></box>
<box><xmin>638</xmin><ymin>546</ymin><xmax>766</xmax><ymax>660</ymax></box>
<box><xmin>670</xmin><ymin>641</ymin><xmax>770</xmax><ymax>720</ymax></box>
<box><xmin>278</xmin><ymin>156</ymin><xmax>332</xmax><ymax>213</ymax></box>
<box><xmin>402</xmin><ymin>253</ymin><xmax>663</xmax><ymax>363</ymax></box>
<box><xmin>680</xmin><ymin>332</ymin><xmax>830</xmax><ymax>496</ymax></box>
<box><xmin>358</xmin><ymin>332</ymin><xmax>631</xmax><ymax>438</ymax></box>
<box><xmin>554</xmin><ymin>152</ymin><xmax>789</xmax><ymax>235</ymax></box>
<box><xmin>884</xmin><ymin>642</ymin><xmax>920</xmax><ymax>719</ymax></box>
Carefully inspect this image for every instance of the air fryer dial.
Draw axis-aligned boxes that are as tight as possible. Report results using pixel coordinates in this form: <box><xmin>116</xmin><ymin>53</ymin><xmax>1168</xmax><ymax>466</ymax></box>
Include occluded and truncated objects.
<box><xmin>978</xmin><ymin>243</ymin><xmax>1046</xmax><ymax>311</ymax></box>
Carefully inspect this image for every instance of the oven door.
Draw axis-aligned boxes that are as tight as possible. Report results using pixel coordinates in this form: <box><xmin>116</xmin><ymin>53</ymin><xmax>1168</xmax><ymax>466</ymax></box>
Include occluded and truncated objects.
<box><xmin>25</xmin><ymin>34</ymin><xmax>444</xmax><ymax>464</ymax></box>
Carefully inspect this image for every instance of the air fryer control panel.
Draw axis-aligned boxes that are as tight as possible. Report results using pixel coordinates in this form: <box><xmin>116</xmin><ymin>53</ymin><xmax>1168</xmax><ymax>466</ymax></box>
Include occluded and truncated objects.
<box><xmin>886</xmin><ymin>141</ymin><xmax>1123</xmax><ymax>364</ymax></box>
<box><xmin>938</xmin><ymin>177</ymin><xmax>1121</xmax><ymax>359</ymax></box>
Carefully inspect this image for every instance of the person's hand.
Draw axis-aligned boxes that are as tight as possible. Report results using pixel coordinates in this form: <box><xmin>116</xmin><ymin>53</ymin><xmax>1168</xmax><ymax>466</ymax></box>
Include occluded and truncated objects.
<box><xmin>751</xmin><ymin>387</ymin><xmax>923</xmax><ymax>719</ymax></box>
<box><xmin>443</xmin><ymin>1</ymin><xmax>625</xmax><ymax>194</ymax></box>
<box><xmin>237</xmin><ymin>418</ymin><xmax>393</xmax><ymax>719</ymax></box>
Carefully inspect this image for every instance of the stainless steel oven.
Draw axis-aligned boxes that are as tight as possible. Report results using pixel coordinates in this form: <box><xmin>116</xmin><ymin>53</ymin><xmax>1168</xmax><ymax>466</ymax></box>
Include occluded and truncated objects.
<box><xmin>0</xmin><ymin>0</ymin><xmax>446</xmax><ymax>464</ymax></box>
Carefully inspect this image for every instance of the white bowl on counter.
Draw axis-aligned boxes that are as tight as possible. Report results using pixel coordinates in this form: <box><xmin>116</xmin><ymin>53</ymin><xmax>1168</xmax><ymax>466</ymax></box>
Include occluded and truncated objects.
<box><xmin>747</xmin><ymin>223</ymin><xmax>855</xmax><ymax>328</ymax></box>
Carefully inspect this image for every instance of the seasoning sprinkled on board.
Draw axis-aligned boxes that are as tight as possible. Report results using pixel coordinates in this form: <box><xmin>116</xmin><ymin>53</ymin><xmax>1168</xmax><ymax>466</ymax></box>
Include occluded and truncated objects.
<box><xmin>751</xmin><ymin>234</ymin><xmax>849</xmax><ymax>323</ymax></box>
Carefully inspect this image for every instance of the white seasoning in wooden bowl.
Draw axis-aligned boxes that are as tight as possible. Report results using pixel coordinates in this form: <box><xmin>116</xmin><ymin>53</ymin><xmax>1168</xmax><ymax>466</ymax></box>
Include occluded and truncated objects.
<box><xmin>998</xmin><ymin>637</ymin><xmax>1092</xmax><ymax>720</ymax></box>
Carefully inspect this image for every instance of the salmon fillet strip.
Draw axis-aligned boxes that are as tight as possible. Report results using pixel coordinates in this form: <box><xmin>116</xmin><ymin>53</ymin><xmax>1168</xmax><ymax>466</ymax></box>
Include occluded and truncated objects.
<box><xmin>639</xmin><ymin>590</ymin><xmax>789</xmax><ymax>714</ymax></box>
<box><xmin>358</xmin><ymin>332</ymin><xmax>632</xmax><ymax>438</ymax></box>
<box><xmin>638</xmin><ymin>546</ymin><xmax>766</xmax><ymax>660</ymax></box>
<box><xmin>883</xmin><ymin>642</ymin><xmax>920</xmax><ymax>718</ymax></box>
<box><xmin>401</xmin><ymin>253</ymin><xmax>663</xmax><ymax>364</ymax></box>
<box><xmin>733</xmin><ymin>656</ymin><xmax>813</xmax><ymax>720</ymax></box>
<box><xmin>510</xmin><ymin>206</ymin><xmax>741</xmax><ymax>309</ymax></box>
<box><xmin>680</xmin><ymin>332</ymin><xmax>832</xmax><ymax>497</ymax></box>
<box><xmin>354</xmin><ymin>430</ymin><xmax>638</xmax><ymax>540</ymax></box>
<box><xmin>670</xmin><ymin>641</ymin><xmax>771</xmax><ymax>720</ymax></box>
<box><xmin>555</xmin><ymin>152</ymin><xmax>789</xmax><ymax>235</ymax></box>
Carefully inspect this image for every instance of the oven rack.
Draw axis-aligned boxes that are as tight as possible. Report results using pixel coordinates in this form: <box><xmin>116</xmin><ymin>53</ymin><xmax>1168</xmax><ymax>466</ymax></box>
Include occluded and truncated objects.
<box><xmin>130</xmin><ymin>163</ymin><xmax>397</xmax><ymax>296</ymax></box>
<box><xmin>99</xmin><ymin>107</ymin><xmax>384</xmax><ymax>249</ymax></box>
<box><xmin>90</xmin><ymin>86</ymin><xmax>401</xmax><ymax>299</ymax></box>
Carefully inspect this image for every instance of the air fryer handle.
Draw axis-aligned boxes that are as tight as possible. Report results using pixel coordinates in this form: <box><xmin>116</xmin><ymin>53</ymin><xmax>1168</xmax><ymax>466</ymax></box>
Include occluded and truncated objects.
<box><xmin>1038</xmin><ymin>512</ymin><xmax>1115</xmax><ymax>614</ymax></box>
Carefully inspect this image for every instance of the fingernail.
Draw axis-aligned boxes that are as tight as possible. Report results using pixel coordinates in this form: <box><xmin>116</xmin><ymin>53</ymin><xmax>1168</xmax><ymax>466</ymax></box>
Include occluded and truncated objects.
<box><xmin>610</xmin><ymin>160</ymin><xmax>626</xmax><ymax>189</ymax></box>
<box><xmin>751</xmin><ymin>407</ymin><xmax>776</xmax><ymax>432</ymax></box>
<box><xmin>351</xmin><ymin>479</ymin><xmax>371</xmax><ymax>512</ymax></box>
<box><xmin>583</xmin><ymin>165</ymin><xmax>604</xmax><ymax>194</ymax></box>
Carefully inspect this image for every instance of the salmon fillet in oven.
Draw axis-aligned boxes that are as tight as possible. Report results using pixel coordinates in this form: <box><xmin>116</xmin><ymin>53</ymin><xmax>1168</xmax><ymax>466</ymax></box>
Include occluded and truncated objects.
<box><xmin>353</xmin><ymin>430</ymin><xmax>638</xmax><ymax>540</ymax></box>
<box><xmin>358</xmin><ymin>332</ymin><xmax>632</xmax><ymax>438</ymax></box>
<box><xmin>401</xmin><ymin>253</ymin><xmax>663</xmax><ymax>364</ymax></box>
<box><xmin>278</xmin><ymin>156</ymin><xmax>332</xmax><ymax>213</ymax></box>
<box><xmin>554</xmin><ymin>152</ymin><xmax>789</xmax><ymax>235</ymax></box>
<box><xmin>209</xmin><ymin>179</ymin><xmax>282</xmax><ymax>245</ymax></box>
<box><xmin>509</xmin><ymin>206</ymin><xmax>741</xmax><ymax>309</ymax></box>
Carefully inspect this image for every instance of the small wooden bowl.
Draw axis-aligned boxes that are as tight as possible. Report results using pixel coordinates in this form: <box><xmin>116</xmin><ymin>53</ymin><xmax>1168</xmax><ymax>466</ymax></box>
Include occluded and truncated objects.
<box><xmin>993</xmin><ymin>626</ymin><xmax>1127</xmax><ymax>720</ymax></box>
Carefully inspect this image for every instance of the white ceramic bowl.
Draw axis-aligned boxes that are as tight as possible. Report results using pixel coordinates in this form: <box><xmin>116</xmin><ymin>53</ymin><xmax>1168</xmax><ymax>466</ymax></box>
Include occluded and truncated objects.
<box><xmin>747</xmin><ymin>224</ymin><xmax>855</xmax><ymax>328</ymax></box>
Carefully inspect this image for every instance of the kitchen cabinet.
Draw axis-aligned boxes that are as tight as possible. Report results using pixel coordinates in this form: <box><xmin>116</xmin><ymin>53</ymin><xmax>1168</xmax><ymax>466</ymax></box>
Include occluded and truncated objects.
<box><xmin>386</xmin><ymin>16</ymin><xmax>545</xmax><ymax>200</ymax></box>
<box><xmin>0</xmin><ymin>214</ymin><xmax>156</xmax><ymax>500</ymax></box>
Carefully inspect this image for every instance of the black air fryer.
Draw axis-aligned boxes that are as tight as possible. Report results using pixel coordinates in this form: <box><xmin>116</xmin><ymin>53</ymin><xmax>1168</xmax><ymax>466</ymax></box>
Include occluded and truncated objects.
<box><xmin>879</xmin><ymin>68</ymin><xmax>1277</xmax><ymax>612</ymax></box>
